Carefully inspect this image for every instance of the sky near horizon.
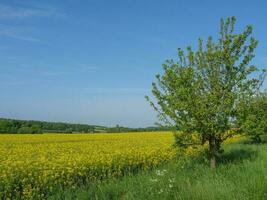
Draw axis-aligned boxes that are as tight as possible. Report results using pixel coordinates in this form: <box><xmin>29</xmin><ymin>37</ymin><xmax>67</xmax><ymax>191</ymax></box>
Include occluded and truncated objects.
<box><xmin>0</xmin><ymin>0</ymin><xmax>266</xmax><ymax>127</ymax></box>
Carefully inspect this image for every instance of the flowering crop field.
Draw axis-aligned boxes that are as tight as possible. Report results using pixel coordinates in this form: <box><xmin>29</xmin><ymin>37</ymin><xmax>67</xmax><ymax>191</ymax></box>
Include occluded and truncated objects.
<box><xmin>0</xmin><ymin>132</ymin><xmax>176</xmax><ymax>199</ymax></box>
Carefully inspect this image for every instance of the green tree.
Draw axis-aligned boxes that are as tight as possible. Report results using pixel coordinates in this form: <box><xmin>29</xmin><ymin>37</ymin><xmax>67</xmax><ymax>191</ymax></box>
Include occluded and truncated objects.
<box><xmin>18</xmin><ymin>126</ymin><xmax>32</xmax><ymax>134</ymax></box>
<box><xmin>31</xmin><ymin>124</ymin><xmax>42</xmax><ymax>134</ymax></box>
<box><xmin>238</xmin><ymin>92</ymin><xmax>267</xmax><ymax>143</ymax></box>
<box><xmin>146</xmin><ymin>17</ymin><xmax>264</xmax><ymax>169</ymax></box>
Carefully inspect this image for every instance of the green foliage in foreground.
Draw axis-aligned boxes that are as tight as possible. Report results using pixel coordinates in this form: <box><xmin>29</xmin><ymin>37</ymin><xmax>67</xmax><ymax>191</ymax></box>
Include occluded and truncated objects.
<box><xmin>238</xmin><ymin>92</ymin><xmax>267</xmax><ymax>143</ymax></box>
<box><xmin>50</xmin><ymin>139</ymin><xmax>267</xmax><ymax>200</ymax></box>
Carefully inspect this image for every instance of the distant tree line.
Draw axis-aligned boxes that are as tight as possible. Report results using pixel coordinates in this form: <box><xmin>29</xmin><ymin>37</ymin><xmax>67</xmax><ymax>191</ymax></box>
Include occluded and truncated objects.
<box><xmin>0</xmin><ymin>118</ymin><xmax>171</xmax><ymax>134</ymax></box>
<box><xmin>0</xmin><ymin>118</ymin><xmax>104</xmax><ymax>134</ymax></box>
<box><xmin>106</xmin><ymin>124</ymin><xmax>173</xmax><ymax>133</ymax></box>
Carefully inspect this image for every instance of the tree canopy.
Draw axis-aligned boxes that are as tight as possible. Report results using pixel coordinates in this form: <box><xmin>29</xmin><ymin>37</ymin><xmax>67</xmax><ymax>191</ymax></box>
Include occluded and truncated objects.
<box><xmin>146</xmin><ymin>16</ymin><xmax>265</xmax><ymax>169</ymax></box>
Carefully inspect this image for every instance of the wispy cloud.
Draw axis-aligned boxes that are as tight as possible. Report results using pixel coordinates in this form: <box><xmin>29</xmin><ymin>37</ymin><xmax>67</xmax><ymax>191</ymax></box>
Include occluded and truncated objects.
<box><xmin>0</xmin><ymin>4</ymin><xmax>63</xmax><ymax>19</ymax></box>
<box><xmin>0</xmin><ymin>4</ymin><xmax>64</xmax><ymax>42</ymax></box>
<box><xmin>0</xmin><ymin>26</ymin><xmax>40</xmax><ymax>42</ymax></box>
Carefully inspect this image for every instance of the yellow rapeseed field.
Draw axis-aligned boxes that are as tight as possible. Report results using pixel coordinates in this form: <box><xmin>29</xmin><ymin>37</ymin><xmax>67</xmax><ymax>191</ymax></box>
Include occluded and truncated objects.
<box><xmin>0</xmin><ymin>132</ymin><xmax>176</xmax><ymax>199</ymax></box>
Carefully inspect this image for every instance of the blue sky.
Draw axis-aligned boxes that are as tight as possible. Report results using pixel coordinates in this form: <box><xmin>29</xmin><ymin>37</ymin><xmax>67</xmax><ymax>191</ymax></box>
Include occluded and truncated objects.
<box><xmin>0</xmin><ymin>0</ymin><xmax>266</xmax><ymax>127</ymax></box>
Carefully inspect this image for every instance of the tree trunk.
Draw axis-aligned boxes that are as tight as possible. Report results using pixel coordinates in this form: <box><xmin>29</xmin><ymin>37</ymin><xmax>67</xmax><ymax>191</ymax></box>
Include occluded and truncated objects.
<box><xmin>210</xmin><ymin>153</ymin><xmax>216</xmax><ymax>170</ymax></box>
<box><xmin>254</xmin><ymin>135</ymin><xmax>262</xmax><ymax>143</ymax></box>
<box><xmin>209</xmin><ymin>137</ymin><xmax>217</xmax><ymax>170</ymax></box>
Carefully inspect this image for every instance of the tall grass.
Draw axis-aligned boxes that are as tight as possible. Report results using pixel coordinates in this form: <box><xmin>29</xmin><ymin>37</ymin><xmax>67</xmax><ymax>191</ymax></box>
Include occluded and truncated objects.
<box><xmin>50</xmin><ymin>139</ymin><xmax>267</xmax><ymax>200</ymax></box>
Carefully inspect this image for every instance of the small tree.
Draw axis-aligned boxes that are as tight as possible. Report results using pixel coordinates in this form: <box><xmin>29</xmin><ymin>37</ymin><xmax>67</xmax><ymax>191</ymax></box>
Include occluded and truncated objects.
<box><xmin>238</xmin><ymin>92</ymin><xmax>267</xmax><ymax>143</ymax></box>
<box><xmin>146</xmin><ymin>17</ymin><xmax>264</xmax><ymax>169</ymax></box>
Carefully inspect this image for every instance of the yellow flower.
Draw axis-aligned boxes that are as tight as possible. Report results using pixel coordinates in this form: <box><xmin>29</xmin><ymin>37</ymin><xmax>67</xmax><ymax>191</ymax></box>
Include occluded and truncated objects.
<box><xmin>0</xmin><ymin>132</ymin><xmax>177</xmax><ymax>199</ymax></box>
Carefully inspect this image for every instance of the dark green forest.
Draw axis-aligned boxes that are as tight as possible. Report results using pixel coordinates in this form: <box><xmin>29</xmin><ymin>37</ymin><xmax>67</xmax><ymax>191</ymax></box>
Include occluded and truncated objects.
<box><xmin>0</xmin><ymin>118</ymin><xmax>170</xmax><ymax>134</ymax></box>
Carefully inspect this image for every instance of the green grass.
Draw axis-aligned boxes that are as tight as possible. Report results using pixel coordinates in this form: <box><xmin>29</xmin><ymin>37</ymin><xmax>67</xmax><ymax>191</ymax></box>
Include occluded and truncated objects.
<box><xmin>50</xmin><ymin>139</ymin><xmax>267</xmax><ymax>200</ymax></box>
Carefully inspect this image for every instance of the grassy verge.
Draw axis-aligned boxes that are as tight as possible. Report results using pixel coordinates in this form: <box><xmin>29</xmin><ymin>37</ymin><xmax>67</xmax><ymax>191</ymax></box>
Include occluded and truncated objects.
<box><xmin>50</xmin><ymin>139</ymin><xmax>267</xmax><ymax>200</ymax></box>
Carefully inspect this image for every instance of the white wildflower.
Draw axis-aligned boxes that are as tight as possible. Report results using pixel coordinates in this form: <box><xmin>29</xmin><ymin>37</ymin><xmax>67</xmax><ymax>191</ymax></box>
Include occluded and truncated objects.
<box><xmin>169</xmin><ymin>178</ymin><xmax>175</xmax><ymax>183</ymax></box>
<box><xmin>155</xmin><ymin>169</ymin><xmax>167</xmax><ymax>176</ymax></box>
<box><xmin>150</xmin><ymin>178</ymin><xmax>158</xmax><ymax>182</ymax></box>
<box><xmin>158</xmin><ymin>189</ymin><xmax>164</xmax><ymax>194</ymax></box>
